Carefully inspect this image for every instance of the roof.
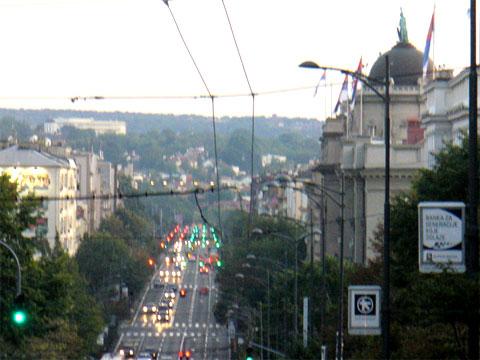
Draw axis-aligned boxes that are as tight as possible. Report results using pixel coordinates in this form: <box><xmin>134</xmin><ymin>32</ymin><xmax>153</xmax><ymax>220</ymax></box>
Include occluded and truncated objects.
<box><xmin>369</xmin><ymin>42</ymin><xmax>433</xmax><ymax>86</ymax></box>
<box><xmin>0</xmin><ymin>145</ymin><xmax>72</xmax><ymax>168</ymax></box>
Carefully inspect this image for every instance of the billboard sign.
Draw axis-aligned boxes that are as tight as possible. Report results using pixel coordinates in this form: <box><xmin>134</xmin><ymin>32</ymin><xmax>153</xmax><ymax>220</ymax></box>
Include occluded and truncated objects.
<box><xmin>348</xmin><ymin>285</ymin><xmax>381</xmax><ymax>335</ymax></box>
<box><xmin>418</xmin><ymin>202</ymin><xmax>465</xmax><ymax>273</ymax></box>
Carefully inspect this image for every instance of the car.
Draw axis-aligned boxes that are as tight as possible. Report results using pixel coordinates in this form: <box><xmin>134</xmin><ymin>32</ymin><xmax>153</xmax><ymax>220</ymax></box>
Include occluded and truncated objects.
<box><xmin>118</xmin><ymin>346</ymin><xmax>135</xmax><ymax>359</ymax></box>
<box><xmin>179</xmin><ymin>288</ymin><xmax>187</xmax><ymax>297</ymax></box>
<box><xmin>199</xmin><ymin>287</ymin><xmax>209</xmax><ymax>295</ymax></box>
<box><xmin>156</xmin><ymin>306</ymin><xmax>171</xmax><ymax>322</ymax></box>
<box><xmin>136</xmin><ymin>351</ymin><xmax>153</xmax><ymax>360</ymax></box>
<box><xmin>159</xmin><ymin>299</ymin><xmax>174</xmax><ymax>309</ymax></box>
<box><xmin>178</xmin><ymin>349</ymin><xmax>192</xmax><ymax>359</ymax></box>
<box><xmin>164</xmin><ymin>289</ymin><xmax>176</xmax><ymax>299</ymax></box>
<box><xmin>142</xmin><ymin>302</ymin><xmax>158</xmax><ymax>314</ymax></box>
<box><xmin>199</xmin><ymin>266</ymin><xmax>209</xmax><ymax>274</ymax></box>
<box><xmin>152</xmin><ymin>278</ymin><xmax>164</xmax><ymax>289</ymax></box>
<box><xmin>143</xmin><ymin>349</ymin><xmax>158</xmax><ymax>360</ymax></box>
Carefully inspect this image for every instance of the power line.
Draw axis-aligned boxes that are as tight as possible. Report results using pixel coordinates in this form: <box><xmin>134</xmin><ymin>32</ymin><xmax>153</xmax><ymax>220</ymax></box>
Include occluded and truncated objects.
<box><xmin>220</xmin><ymin>0</ymin><xmax>256</xmax><ymax>235</ymax></box>
<box><xmin>162</xmin><ymin>0</ymin><xmax>223</xmax><ymax>235</ymax></box>
<box><xmin>2</xmin><ymin>185</ymin><xmax>236</xmax><ymax>203</ymax></box>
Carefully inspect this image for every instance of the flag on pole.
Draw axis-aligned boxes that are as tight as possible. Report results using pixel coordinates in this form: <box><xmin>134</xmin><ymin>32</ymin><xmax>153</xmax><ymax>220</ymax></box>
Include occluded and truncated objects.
<box><xmin>313</xmin><ymin>70</ymin><xmax>327</xmax><ymax>97</ymax></box>
<box><xmin>422</xmin><ymin>10</ymin><xmax>435</xmax><ymax>78</ymax></box>
<box><xmin>334</xmin><ymin>74</ymin><xmax>349</xmax><ymax>113</ymax></box>
<box><xmin>350</xmin><ymin>57</ymin><xmax>363</xmax><ymax>111</ymax></box>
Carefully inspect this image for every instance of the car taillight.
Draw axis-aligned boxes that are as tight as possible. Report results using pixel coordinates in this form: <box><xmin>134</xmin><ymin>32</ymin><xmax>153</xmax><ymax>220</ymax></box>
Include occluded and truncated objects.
<box><xmin>185</xmin><ymin>350</ymin><xmax>191</xmax><ymax>358</ymax></box>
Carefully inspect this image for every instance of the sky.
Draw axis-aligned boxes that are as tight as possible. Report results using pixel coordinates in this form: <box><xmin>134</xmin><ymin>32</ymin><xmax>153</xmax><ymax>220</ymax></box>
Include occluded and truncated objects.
<box><xmin>0</xmin><ymin>0</ymin><xmax>473</xmax><ymax>120</ymax></box>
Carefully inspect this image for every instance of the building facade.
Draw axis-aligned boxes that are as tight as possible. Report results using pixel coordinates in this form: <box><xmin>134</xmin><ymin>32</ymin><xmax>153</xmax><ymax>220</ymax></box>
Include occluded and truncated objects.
<box><xmin>45</xmin><ymin>117</ymin><xmax>127</xmax><ymax>135</ymax></box>
<box><xmin>0</xmin><ymin>145</ymin><xmax>79</xmax><ymax>254</ymax></box>
<box><xmin>313</xmin><ymin>20</ymin><xmax>433</xmax><ymax>264</ymax></box>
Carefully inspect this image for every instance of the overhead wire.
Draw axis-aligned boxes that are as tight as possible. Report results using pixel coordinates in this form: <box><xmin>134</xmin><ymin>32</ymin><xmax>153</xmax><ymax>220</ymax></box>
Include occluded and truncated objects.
<box><xmin>220</xmin><ymin>0</ymin><xmax>256</xmax><ymax>235</ymax></box>
<box><xmin>2</xmin><ymin>185</ymin><xmax>236</xmax><ymax>203</ymax></box>
<box><xmin>161</xmin><ymin>0</ymin><xmax>223</xmax><ymax>236</ymax></box>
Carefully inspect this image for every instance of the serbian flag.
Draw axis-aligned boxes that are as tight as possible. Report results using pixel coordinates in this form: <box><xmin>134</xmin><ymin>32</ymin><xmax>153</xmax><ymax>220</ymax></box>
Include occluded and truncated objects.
<box><xmin>422</xmin><ymin>10</ymin><xmax>435</xmax><ymax>78</ymax></box>
<box><xmin>334</xmin><ymin>74</ymin><xmax>349</xmax><ymax>113</ymax></box>
<box><xmin>313</xmin><ymin>70</ymin><xmax>327</xmax><ymax>97</ymax></box>
<box><xmin>350</xmin><ymin>57</ymin><xmax>363</xmax><ymax>110</ymax></box>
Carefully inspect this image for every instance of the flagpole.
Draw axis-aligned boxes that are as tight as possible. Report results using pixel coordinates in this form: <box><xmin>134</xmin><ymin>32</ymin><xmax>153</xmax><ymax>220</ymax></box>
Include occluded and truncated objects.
<box><xmin>330</xmin><ymin>83</ymin><xmax>333</xmax><ymax>119</ymax></box>
<box><xmin>346</xmin><ymin>77</ymin><xmax>350</xmax><ymax>139</ymax></box>
<box><xmin>324</xmin><ymin>79</ymin><xmax>327</xmax><ymax>121</ymax></box>
<box><xmin>360</xmin><ymin>87</ymin><xmax>363</xmax><ymax>136</ymax></box>
<box><xmin>433</xmin><ymin>3</ymin><xmax>436</xmax><ymax>75</ymax></box>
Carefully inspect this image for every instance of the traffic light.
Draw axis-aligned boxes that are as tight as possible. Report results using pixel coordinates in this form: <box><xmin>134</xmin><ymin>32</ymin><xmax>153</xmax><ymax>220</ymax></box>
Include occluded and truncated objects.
<box><xmin>11</xmin><ymin>294</ymin><xmax>27</xmax><ymax>326</ymax></box>
<box><xmin>245</xmin><ymin>346</ymin><xmax>254</xmax><ymax>360</ymax></box>
<box><xmin>148</xmin><ymin>258</ymin><xmax>155</xmax><ymax>267</ymax></box>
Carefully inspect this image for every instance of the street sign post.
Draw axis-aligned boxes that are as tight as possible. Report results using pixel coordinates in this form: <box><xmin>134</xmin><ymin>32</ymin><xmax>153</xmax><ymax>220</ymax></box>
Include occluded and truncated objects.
<box><xmin>303</xmin><ymin>297</ymin><xmax>308</xmax><ymax>348</ymax></box>
<box><xmin>418</xmin><ymin>202</ymin><xmax>466</xmax><ymax>273</ymax></box>
<box><xmin>348</xmin><ymin>285</ymin><xmax>381</xmax><ymax>335</ymax></box>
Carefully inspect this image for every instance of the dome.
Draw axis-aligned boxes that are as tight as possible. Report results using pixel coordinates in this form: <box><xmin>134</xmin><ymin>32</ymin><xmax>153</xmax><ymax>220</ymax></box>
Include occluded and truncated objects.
<box><xmin>369</xmin><ymin>42</ymin><xmax>433</xmax><ymax>86</ymax></box>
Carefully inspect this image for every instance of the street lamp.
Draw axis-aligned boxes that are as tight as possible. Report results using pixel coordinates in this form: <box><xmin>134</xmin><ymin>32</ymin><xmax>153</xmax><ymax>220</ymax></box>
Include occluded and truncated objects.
<box><xmin>251</xmin><ymin>228</ymin><xmax>321</xmax><ymax>343</ymax></box>
<box><xmin>300</xmin><ymin>56</ymin><xmax>391</xmax><ymax>359</ymax></box>
<box><xmin>269</xmin><ymin>176</ymin><xmax>344</xmax><ymax>355</ymax></box>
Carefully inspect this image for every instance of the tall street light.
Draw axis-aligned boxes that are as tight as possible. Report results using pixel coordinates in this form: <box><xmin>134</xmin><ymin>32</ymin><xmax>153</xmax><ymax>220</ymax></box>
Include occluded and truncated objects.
<box><xmin>251</xmin><ymin>228</ymin><xmax>321</xmax><ymax>343</ymax></box>
<box><xmin>300</xmin><ymin>56</ymin><xmax>391</xmax><ymax>359</ymax></box>
<box><xmin>273</xmin><ymin>176</ymin><xmax>344</xmax><ymax>354</ymax></box>
<box><xmin>467</xmin><ymin>0</ymin><xmax>479</xmax><ymax>358</ymax></box>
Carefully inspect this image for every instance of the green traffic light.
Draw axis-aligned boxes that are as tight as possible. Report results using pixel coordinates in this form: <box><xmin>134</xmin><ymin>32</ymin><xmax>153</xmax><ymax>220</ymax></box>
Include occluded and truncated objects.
<box><xmin>246</xmin><ymin>357</ymin><xmax>254</xmax><ymax>360</ymax></box>
<box><xmin>217</xmin><ymin>260</ymin><xmax>222</xmax><ymax>267</ymax></box>
<box><xmin>12</xmin><ymin>309</ymin><xmax>27</xmax><ymax>325</ymax></box>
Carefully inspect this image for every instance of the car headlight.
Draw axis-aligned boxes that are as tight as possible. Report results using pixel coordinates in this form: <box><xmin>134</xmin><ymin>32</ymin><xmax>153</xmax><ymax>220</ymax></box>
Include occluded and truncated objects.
<box><xmin>152</xmin><ymin>306</ymin><xmax>157</xmax><ymax>312</ymax></box>
<box><xmin>142</xmin><ymin>306</ymin><xmax>148</xmax><ymax>312</ymax></box>
<box><xmin>171</xmin><ymin>293</ymin><xmax>176</xmax><ymax>298</ymax></box>
<box><xmin>119</xmin><ymin>349</ymin><xmax>124</xmax><ymax>355</ymax></box>
<box><xmin>166</xmin><ymin>314</ymin><xmax>170</xmax><ymax>320</ymax></box>
<box><xmin>160</xmin><ymin>270</ymin><xmax>164</xmax><ymax>277</ymax></box>
<box><xmin>165</xmin><ymin>270</ymin><xmax>169</xmax><ymax>276</ymax></box>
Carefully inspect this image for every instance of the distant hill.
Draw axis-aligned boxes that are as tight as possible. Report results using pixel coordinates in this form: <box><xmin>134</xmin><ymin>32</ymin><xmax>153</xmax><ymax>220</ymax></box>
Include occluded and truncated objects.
<box><xmin>0</xmin><ymin>108</ymin><xmax>323</xmax><ymax>139</ymax></box>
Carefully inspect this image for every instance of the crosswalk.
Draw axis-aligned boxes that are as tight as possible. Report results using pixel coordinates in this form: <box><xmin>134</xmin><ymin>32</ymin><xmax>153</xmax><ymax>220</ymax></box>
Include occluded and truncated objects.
<box><xmin>122</xmin><ymin>330</ymin><xmax>224</xmax><ymax>341</ymax></box>
<box><xmin>123</xmin><ymin>322</ymin><xmax>221</xmax><ymax>329</ymax></box>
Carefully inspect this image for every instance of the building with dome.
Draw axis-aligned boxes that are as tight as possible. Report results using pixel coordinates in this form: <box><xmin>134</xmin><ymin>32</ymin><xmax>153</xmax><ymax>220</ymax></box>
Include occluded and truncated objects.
<box><xmin>311</xmin><ymin>12</ymin><xmax>433</xmax><ymax>264</ymax></box>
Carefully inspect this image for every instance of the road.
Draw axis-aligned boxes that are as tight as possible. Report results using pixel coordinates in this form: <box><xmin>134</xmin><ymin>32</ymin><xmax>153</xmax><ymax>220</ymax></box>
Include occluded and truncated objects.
<box><xmin>115</xmin><ymin>249</ymin><xmax>230</xmax><ymax>360</ymax></box>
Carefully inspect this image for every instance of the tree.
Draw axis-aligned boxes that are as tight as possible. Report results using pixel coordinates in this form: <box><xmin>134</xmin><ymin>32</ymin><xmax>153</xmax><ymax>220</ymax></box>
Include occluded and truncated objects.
<box><xmin>346</xmin><ymin>136</ymin><xmax>478</xmax><ymax>359</ymax></box>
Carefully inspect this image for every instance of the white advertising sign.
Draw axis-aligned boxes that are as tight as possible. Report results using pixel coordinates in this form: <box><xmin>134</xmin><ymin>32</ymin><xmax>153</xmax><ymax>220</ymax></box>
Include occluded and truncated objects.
<box><xmin>348</xmin><ymin>285</ymin><xmax>381</xmax><ymax>335</ymax></box>
<box><xmin>418</xmin><ymin>202</ymin><xmax>465</xmax><ymax>273</ymax></box>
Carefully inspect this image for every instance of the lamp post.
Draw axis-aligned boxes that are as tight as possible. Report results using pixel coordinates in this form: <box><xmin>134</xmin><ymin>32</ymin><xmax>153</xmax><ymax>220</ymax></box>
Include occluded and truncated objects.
<box><xmin>300</xmin><ymin>56</ymin><xmax>391</xmax><ymax>359</ymax></box>
<box><xmin>251</xmin><ymin>228</ymin><xmax>321</xmax><ymax>345</ymax></box>
<box><xmin>274</xmin><ymin>176</ymin><xmax>345</xmax><ymax>356</ymax></box>
<box><xmin>467</xmin><ymin>1</ymin><xmax>479</xmax><ymax>358</ymax></box>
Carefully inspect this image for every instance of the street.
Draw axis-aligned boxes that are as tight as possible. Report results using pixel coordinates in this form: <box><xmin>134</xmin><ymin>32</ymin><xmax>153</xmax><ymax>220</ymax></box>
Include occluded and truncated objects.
<box><xmin>114</xmin><ymin>227</ymin><xmax>229</xmax><ymax>360</ymax></box>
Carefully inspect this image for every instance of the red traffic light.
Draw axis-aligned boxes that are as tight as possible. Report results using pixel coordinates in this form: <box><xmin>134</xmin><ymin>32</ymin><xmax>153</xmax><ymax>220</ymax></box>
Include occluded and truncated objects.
<box><xmin>148</xmin><ymin>258</ymin><xmax>155</xmax><ymax>266</ymax></box>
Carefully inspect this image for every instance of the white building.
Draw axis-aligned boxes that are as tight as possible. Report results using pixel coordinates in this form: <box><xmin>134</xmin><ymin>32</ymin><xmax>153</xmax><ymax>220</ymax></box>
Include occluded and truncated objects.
<box><xmin>44</xmin><ymin>117</ymin><xmax>127</xmax><ymax>135</ymax></box>
<box><xmin>73</xmin><ymin>152</ymin><xmax>115</xmax><ymax>235</ymax></box>
<box><xmin>421</xmin><ymin>68</ymin><xmax>473</xmax><ymax>168</ymax></box>
<box><xmin>313</xmin><ymin>17</ymin><xmax>433</xmax><ymax>264</ymax></box>
<box><xmin>0</xmin><ymin>145</ymin><xmax>79</xmax><ymax>254</ymax></box>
